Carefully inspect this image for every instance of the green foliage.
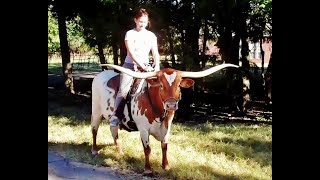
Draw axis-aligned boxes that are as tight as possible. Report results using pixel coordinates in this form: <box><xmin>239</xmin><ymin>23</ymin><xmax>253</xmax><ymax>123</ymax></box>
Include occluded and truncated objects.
<box><xmin>66</xmin><ymin>16</ymin><xmax>91</xmax><ymax>53</ymax></box>
<box><xmin>48</xmin><ymin>7</ymin><xmax>92</xmax><ymax>54</ymax></box>
<box><xmin>47</xmin><ymin>0</ymin><xmax>272</xmax><ymax>69</ymax></box>
<box><xmin>79</xmin><ymin>0</ymin><xmax>121</xmax><ymax>54</ymax></box>
<box><xmin>248</xmin><ymin>0</ymin><xmax>272</xmax><ymax>42</ymax></box>
<box><xmin>48</xmin><ymin>9</ymin><xmax>60</xmax><ymax>54</ymax></box>
<box><xmin>80</xmin><ymin>12</ymin><xmax>112</xmax><ymax>49</ymax></box>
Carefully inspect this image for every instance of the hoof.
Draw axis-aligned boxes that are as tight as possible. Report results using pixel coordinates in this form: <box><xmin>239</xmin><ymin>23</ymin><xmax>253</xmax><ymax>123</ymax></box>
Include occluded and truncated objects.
<box><xmin>162</xmin><ymin>165</ymin><xmax>170</xmax><ymax>171</ymax></box>
<box><xmin>143</xmin><ymin>169</ymin><xmax>153</xmax><ymax>175</ymax></box>
<box><xmin>91</xmin><ymin>149</ymin><xmax>98</xmax><ymax>156</ymax></box>
<box><xmin>118</xmin><ymin>151</ymin><xmax>124</xmax><ymax>156</ymax></box>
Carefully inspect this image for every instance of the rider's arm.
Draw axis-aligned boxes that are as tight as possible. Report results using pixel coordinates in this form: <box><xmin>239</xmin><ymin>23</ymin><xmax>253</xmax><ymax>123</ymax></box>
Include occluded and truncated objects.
<box><xmin>151</xmin><ymin>35</ymin><xmax>160</xmax><ymax>71</ymax></box>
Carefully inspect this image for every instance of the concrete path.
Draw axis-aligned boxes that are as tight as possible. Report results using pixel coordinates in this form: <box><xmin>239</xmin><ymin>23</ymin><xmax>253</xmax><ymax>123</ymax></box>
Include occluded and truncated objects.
<box><xmin>48</xmin><ymin>151</ymin><xmax>123</xmax><ymax>180</ymax></box>
<box><xmin>48</xmin><ymin>150</ymin><xmax>156</xmax><ymax>180</ymax></box>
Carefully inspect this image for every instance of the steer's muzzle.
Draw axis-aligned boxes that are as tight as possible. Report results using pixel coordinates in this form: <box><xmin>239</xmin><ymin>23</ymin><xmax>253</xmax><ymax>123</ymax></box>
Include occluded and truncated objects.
<box><xmin>164</xmin><ymin>98</ymin><xmax>179</xmax><ymax>110</ymax></box>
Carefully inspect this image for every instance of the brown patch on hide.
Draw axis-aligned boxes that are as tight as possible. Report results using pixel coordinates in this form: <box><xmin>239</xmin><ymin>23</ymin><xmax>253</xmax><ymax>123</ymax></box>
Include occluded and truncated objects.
<box><xmin>136</xmin><ymin>91</ymin><xmax>155</xmax><ymax>124</ymax></box>
<box><xmin>107</xmin><ymin>98</ymin><xmax>114</xmax><ymax>111</ymax></box>
<box><xmin>136</xmin><ymin>85</ymin><xmax>164</xmax><ymax>124</ymax></box>
<box><xmin>107</xmin><ymin>98</ymin><xmax>111</xmax><ymax>107</ymax></box>
<box><xmin>107</xmin><ymin>75</ymin><xmax>120</xmax><ymax>98</ymax></box>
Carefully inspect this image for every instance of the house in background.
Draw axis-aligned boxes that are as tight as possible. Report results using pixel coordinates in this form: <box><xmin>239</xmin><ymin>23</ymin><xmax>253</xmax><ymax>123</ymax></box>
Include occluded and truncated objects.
<box><xmin>246</xmin><ymin>38</ymin><xmax>272</xmax><ymax>68</ymax></box>
<box><xmin>199</xmin><ymin>38</ymin><xmax>272</xmax><ymax>68</ymax></box>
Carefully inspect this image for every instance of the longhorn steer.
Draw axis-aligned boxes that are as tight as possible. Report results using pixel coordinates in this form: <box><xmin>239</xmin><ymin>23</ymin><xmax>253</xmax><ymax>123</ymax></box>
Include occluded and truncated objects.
<box><xmin>91</xmin><ymin>63</ymin><xmax>238</xmax><ymax>174</ymax></box>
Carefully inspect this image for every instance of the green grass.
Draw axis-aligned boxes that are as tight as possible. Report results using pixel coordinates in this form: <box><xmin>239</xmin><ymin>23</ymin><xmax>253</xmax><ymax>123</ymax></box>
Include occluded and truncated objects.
<box><xmin>48</xmin><ymin>63</ymin><xmax>63</xmax><ymax>74</ymax></box>
<box><xmin>48</xmin><ymin>62</ymin><xmax>102</xmax><ymax>74</ymax></box>
<box><xmin>48</xmin><ymin>53</ymin><xmax>116</xmax><ymax>75</ymax></box>
<box><xmin>48</xmin><ymin>101</ymin><xmax>271</xmax><ymax>180</ymax></box>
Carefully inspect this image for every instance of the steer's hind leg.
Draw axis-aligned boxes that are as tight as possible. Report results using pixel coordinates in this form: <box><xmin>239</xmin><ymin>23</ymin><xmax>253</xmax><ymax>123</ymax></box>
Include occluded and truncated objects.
<box><xmin>91</xmin><ymin>114</ymin><xmax>102</xmax><ymax>155</ymax></box>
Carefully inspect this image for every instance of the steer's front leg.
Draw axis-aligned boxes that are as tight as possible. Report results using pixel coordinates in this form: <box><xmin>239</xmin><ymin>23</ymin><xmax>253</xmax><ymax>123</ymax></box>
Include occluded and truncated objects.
<box><xmin>161</xmin><ymin>141</ymin><xmax>170</xmax><ymax>170</ymax></box>
<box><xmin>140</xmin><ymin>130</ymin><xmax>152</xmax><ymax>174</ymax></box>
<box><xmin>110</xmin><ymin>126</ymin><xmax>124</xmax><ymax>155</ymax></box>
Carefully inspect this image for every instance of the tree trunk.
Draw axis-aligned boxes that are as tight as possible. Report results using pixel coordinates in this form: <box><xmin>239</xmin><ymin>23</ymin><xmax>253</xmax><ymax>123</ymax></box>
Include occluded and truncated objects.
<box><xmin>217</xmin><ymin>27</ymin><xmax>234</xmax><ymax>109</ymax></box>
<box><xmin>192</xmin><ymin>27</ymin><xmax>200</xmax><ymax>69</ymax></box>
<box><xmin>97</xmin><ymin>41</ymin><xmax>107</xmax><ymax>70</ymax></box>
<box><xmin>111</xmin><ymin>29</ymin><xmax>119</xmax><ymax>66</ymax></box>
<box><xmin>184</xmin><ymin>22</ymin><xmax>200</xmax><ymax>70</ymax></box>
<box><xmin>201</xmin><ymin>19</ymin><xmax>208</xmax><ymax>69</ymax></box>
<box><xmin>189</xmin><ymin>17</ymin><xmax>201</xmax><ymax>70</ymax></box>
<box><xmin>235</xmin><ymin>1</ymin><xmax>251</xmax><ymax>114</ymax></box>
<box><xmin>260</xmin><ymin>37</ymin><xmax>265</xmax><ymax>74</ymax></box>
<box><xmin>119</xmin><ymin>30</ymin><xmax>126</xmax><ymax>65</ymax></box>
<box><xmin>240</xmin><ymin>47</ymin><xmax>251</xmax><ymax>113</ymax></box>
<box><xmin>218</xmin><ymin>28</ymin><xmax>233</xmax><ymax>64</ymax></box>
<box><xmin>265</xmin><ymin>53</ymin><xmax>272</xmax><ymax>108</ymax></box>
<box><xmin>266</xmin><ymin>52</ymin><xmax>272</xmax><ymax>74</ymax></box>
<box><xmin>168</xmin><ymin>27</ymin><xmax>176</xmax><ymax>67</ymax></box>
<box><xmin>179</xmin><ymin>27</ymin><xmax>185</xmax><ymax>65</ymax></box>
<box><xmin>57</xmin><ymin>11</ymin><xmax>74</xmax><ymax>94</ymax></box>
<box><xmin>229</xmin><ymin>35</ymin><xmax>242</xmax><ymax>112</ymax></box>
<box><xmin>240</xmin><ymin>29</ymin><xmax>251</xmax><ymax>114</ymax></box>
<box><xmin>112</xmin><ymin>43</ymin><xmax>119</xmax><ymax>65</ymax></box>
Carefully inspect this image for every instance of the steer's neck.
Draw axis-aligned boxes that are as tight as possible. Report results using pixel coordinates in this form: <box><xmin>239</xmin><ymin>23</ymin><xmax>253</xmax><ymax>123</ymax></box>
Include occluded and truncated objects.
<box><xmin>147</xmin><ymin>86</ymin><xmax>165</xmax><ymax>119</ymax></box>
<box><xmin>160</xmin><ymin>110</ymin><xmax>175</xmax><ymax>142</ymax></box>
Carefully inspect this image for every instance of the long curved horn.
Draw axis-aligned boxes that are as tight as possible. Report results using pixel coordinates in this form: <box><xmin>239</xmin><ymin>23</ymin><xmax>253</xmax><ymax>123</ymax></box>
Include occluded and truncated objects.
<box><xmin>180</xmin><ymin>63</ymin><xmax>239</xmax><ymax>78</ymax></box>
<box><xmin>100</xmin><ymin>64</ymin><xmax>157</xmax><ymax>79</ymax></box>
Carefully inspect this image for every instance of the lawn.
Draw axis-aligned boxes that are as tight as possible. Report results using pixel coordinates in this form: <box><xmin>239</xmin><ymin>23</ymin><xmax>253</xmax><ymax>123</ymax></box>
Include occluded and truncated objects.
<box><xmin>48</xmin><ymin>97</ymin><xmax>272</xmax><ymax>180</ymax></box>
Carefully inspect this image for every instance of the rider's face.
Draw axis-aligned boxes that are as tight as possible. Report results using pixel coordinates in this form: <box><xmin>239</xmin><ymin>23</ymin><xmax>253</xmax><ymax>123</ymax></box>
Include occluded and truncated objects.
<box><xmin>134</xmin><ymin>15</ymin><xmax>148</xmax><ymax>31</ymax></box>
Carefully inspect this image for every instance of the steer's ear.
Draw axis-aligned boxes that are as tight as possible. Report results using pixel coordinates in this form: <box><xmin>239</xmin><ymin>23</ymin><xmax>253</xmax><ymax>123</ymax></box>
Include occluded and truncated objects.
<box><xmin>180</xmin><ymin>78</ymin><xmax>194</xmax><ymax>88</ymax></box>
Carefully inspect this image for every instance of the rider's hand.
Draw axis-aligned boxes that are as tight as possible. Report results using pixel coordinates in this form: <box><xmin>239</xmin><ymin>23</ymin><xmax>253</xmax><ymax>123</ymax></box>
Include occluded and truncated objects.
<box><xmin>151</xmin><ymin>63</ymin><xmax>160</xmax><ymax>71</ymax></box>
<box><xmin>144</xmin><ymin>65</ymin><xmax>154</xmax><ymax>72</ymax></box>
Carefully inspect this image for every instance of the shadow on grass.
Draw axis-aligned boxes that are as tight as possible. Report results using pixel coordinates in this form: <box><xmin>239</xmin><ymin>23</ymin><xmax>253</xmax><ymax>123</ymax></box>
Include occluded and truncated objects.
<box><xmin>48</xmin><ymin>88</ymin><xmax>93</xmax><ymax>126</ymax></box>
<box><xmin>174</xmin><ymin>122</ymin><xmax>272</xmax><ymax>167</ymax></box>
<box><xmin>193</xmin><ymin>165</ymin><xmax>265</xmax><ymax>180</ymax></box>
<box><xmin>48</xmin><ymin>101</ymin><xmax>92</xmax><ymax>126</ymax></box>
<box><xmin>213</xmin><ymin>137</ymin><xmax>272</xmax><ymax>167</ymax></box>
<box><xmin>48</xmin><ymin>141</ymin><xmax>266</xmax><ymax>180</ymax></box>
<box><xmin>178</xmin><ymin>113</ymin><xmax>272</xmax><ymax>126</ymax></box>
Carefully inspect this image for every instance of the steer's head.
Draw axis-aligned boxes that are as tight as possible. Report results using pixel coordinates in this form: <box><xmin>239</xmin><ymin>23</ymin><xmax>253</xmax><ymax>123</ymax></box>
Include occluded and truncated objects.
<box><xmin>146</xmin><ymin>68</ymin><xmax>194</xmax><ymax>110</ymax></box>
<box><xmin>101</xmin><ymin>63</ymin><xmax>238</xmax><ymax>111</ymax></box>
